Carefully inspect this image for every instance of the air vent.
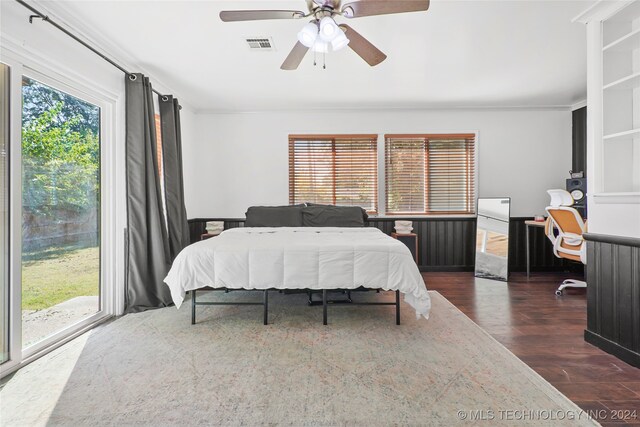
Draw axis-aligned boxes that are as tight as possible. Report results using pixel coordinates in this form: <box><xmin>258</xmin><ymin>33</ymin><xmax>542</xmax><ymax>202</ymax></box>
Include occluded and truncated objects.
<box><xmin>246</xmin><ymin>38</ymin><xmax>274</xmax><ymax>50</ymax></box>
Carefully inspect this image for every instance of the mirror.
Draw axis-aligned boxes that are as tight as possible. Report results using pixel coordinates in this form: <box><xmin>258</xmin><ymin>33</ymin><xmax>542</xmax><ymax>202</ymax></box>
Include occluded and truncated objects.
<box><xmin>475</xmin><ymin>198</ymin><xmax>511</xmax><ymax>281</ymax></box>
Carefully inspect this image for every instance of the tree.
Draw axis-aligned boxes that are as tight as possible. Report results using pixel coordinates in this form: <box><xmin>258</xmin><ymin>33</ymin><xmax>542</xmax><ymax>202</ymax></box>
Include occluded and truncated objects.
<box><xmin>21</xmin><ymin>76</ymin><xmax>99</xmax><ymax>136</ymax></box>
<box><xmin>21</xmin><ymin>79</ymin><xmax>99</xmax><ymax>217</ymax></box>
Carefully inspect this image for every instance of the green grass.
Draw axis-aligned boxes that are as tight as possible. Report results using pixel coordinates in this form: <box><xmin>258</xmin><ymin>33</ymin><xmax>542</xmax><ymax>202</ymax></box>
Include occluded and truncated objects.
<box><xmin>22</xmin><ymin>246</ymin><xmax>99</xmax><ymax>311</ymax></box>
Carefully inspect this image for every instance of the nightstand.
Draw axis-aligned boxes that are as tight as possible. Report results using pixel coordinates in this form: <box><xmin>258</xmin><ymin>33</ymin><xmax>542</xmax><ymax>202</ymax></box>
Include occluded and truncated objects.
<box><xmin>391</xmin><ymin>233</ymin><xmax>418</xmax><ymax>264</ymax></box>
<box><xmin>201</xmin><ymin>233</ymin><xmax>218</xmax><ymax>241</ymax></box>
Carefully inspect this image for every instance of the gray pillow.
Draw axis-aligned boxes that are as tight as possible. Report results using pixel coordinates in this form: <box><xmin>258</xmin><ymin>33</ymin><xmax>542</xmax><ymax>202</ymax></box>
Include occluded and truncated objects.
<box><xmin>305</xmin><ymin>202</ymin><xmax>369</xmax><ymax>221</ymax></box>
<box><xmin>245</xmin><ymin>205</ymin><xmax>303</xmax><ymax>227</ymax></box>
<box><xmin>302</xmin><ymin>205</ymin><xmax>365</xmax><ymax>227</ymax></box>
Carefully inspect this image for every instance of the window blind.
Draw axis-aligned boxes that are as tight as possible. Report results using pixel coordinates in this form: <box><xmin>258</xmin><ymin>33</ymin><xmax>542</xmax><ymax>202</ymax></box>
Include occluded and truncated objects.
<box><xmin>385</xmin><ymin>134</ymin><xmax>476</xmax><ymax>215</ymax></box>
<box><xmin>289</xmin><ymin>135</ymin><xmax>378</xmax><ymax>213</ymax></box>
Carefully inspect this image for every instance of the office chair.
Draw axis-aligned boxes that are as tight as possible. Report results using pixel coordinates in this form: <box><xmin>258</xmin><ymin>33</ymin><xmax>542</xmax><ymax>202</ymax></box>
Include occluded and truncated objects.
<box><xmin>545</xmin><ymin>189</ymin><xmax>587</xmax><ymax>296</ymax></box>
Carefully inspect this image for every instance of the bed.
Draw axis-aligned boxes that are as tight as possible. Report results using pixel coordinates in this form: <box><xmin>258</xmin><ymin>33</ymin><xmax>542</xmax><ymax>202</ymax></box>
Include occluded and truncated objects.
<box><xmin>164</xmin><ymin>226</ymin><xmax>431</xmax><ymax>325</ymax></box>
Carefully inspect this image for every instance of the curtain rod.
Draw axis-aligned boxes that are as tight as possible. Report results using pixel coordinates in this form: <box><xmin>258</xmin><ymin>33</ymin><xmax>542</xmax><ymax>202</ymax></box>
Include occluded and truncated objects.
<box><xmin>14</xmin><ymin>0</ymin><xmax>176</xmax><ymax>104</ymax></box>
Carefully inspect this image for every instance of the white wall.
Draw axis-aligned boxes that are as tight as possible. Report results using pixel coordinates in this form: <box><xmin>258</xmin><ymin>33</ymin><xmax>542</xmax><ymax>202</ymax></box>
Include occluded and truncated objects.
<box><xmin>184</xmin><ymin>108</ymin><xmax>572</xmax><ymax>218</ymax></box>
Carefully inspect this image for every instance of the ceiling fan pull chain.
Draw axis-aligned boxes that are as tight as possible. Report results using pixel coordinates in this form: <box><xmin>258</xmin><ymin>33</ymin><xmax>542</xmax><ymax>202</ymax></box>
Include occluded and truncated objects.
<box><xmin>323</xmin><ymin>52</ymin><xmax>326</xmax><ymax>70</ymax></box>
<box><xmin>313</xmin><ymin>49</ymin><xmax>317</xmax><ymax>67</ymax></box>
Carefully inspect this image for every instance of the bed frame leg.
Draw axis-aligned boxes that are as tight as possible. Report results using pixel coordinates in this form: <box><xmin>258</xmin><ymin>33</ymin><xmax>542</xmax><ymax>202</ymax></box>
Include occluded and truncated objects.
<box><xmin>323</xmin><ymin>289</ymin><xmax>328</xmax><ymax>325</ymax></box>
<box><xmin>191</xmin><ymin>290</ymin><xmax>196</xmax><ymax>325</ymax></box>
<box><xmin>395</xmin><ymin>290</ymin><xmax>400</xmax><ymax>325</ymax></box>
<box><xmin>263</xmin><ymin>290</ymin><xmax>269</xmax><ymax>325</ymax></box>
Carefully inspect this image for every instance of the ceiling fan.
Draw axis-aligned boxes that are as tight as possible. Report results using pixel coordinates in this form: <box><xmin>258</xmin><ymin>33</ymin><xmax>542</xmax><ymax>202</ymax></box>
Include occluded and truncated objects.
<box><xmin>220</xmin><ymin>0</ymin><xmax>430</xmax><ymax>70</ymax></box>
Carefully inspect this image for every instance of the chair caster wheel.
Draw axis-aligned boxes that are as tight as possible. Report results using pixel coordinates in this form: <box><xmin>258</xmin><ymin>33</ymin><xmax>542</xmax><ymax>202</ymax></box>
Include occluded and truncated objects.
<box><xmin>555</xmin><ymin>290</ymin><xmax>563</xmax><ymax>296</ymax></box>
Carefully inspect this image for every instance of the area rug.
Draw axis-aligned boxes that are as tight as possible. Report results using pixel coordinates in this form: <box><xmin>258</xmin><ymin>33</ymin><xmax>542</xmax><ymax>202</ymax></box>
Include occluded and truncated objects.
<box><xmin>0</xmin><ymin>291</ymin><xmax>597</xmax><ymax>426</ymax></box>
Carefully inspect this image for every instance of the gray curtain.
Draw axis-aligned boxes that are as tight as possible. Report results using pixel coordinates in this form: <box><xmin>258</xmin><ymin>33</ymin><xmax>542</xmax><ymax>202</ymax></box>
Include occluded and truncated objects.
<box><xmin>125</xmin><ymin>73</ymin><xmax>172</xmax><ymax>313</ymax></box>
<box><xmin>159</xmin><ymin>96</ymin><xmax>190</xmax><ymax>259</ymax></box>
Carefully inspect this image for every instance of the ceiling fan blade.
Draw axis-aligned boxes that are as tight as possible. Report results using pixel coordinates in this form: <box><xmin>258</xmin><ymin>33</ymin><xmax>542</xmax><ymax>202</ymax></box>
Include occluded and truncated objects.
<box><xmin>220</xmin><ymin>10</ymin><xmax>305</xmax><ymax>22</ymax></box>
<box><xmin>339</xmin><ymin>24</ymin><xmax>387</xmax><ymax>66</ymax></box>
<box><xmin>316</xmin><ymin>0</ymin><xmax>342</xmax><ymax>9</ymax></box>
<box><xmin>281</xmin><ymin>42</ymin><xmax>310</xmax><ymax>70</ymax></box>
<box><xmin>341</xmin><ymin>0</ymin><xmax>429</xmax><ymax>18</ymax></box>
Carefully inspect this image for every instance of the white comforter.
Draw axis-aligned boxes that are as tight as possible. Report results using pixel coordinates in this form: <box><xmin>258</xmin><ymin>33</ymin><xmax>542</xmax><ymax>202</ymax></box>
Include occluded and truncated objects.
<box><xmin>164</xmin><ymin>227</ymin><xmax>431</xmax><ymax>318</ymax></box>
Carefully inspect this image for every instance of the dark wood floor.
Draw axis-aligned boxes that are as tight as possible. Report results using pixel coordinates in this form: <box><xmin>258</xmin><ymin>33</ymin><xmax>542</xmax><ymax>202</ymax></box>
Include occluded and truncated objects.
<box><xmin>424</xmin><ymin>272</ymin><xmax>640</xmax><ymax>427</ymax></box>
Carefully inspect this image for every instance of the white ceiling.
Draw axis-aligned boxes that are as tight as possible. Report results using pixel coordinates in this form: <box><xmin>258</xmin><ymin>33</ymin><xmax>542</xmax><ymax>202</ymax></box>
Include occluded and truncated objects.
<box><xmin>47</xmin><ymin>0</ymin><xmax>591</xmax><ymax>112</ymax></box>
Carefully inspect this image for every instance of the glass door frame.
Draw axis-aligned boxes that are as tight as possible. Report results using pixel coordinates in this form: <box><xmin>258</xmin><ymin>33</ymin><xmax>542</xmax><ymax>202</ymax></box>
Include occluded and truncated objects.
<box><xmin>0</xmin><ymin>46</ymin><xmax>119</xmax><ymax>377</ymax></box>
<box><xmin>0</xmin><ymin>63</ymin><xmax>9</xmax><ymax>365</ymax></box>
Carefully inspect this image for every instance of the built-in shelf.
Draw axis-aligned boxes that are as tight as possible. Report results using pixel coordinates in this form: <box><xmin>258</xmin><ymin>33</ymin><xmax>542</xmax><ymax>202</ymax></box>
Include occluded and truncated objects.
<box><xmin>607</xmin><ymin>0</ymin><xmax>640</xmax><ymax>26</ymax></box>
<box><xmin>593</xmin><ymin>192</ymin><xmax>640</xmax><ymax>204</ymax></box>
<box><xmin>603</xmin><ymin>128</ymin><xmax>640</xmax><ymax>142</ymax></box>
<box><xmin>594</xmin><ymin>192</ymin><xmax>640</xmax><ymax>196</ymax></box>
<box><xmin>603</xmin><ymin>71</ymin><xmax>640</xmax><ymax>90</ymax></box>
<box><xmin>598</xmin><ymin>1</ymin><xmax>640</xmax><ymax>205</ymax></box>
<box><xmin>603</xmin><ymin>27</ymin><xmax>640</xmax><ymax>52</ymax></box>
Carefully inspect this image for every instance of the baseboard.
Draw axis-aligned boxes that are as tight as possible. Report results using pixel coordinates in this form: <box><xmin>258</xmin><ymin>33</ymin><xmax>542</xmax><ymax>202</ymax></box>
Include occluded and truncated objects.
<box><xmin>584</xmin><ymin>329</ymin><xmax>640</xmax><ymax>368</ymax></box>
<box><xmin>419</xmin><ymin>266</ymin><xmax>474</xmax><ymax>272</ymax></box>
<box><xmin>510</xmin><ymin>265</ymin><xmax>584</xmax><ymax>273</ymax></box>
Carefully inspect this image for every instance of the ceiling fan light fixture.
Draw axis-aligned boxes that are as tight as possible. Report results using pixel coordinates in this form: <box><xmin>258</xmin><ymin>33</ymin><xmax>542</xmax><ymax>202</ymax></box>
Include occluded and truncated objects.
<box><xmin>319</xmin><ymin>16</ymin><xmax>339</xmax><ymax>42</ymax></box>
<box><xmin>311</xmin><ymin>39</ymin><xmax>329</xmax><ymax>53</ymax></box>
<box><xmin>331</xmin><ymin>31</ymin><xmax>349</xmax><ymax>51</ymax></box>
<box><xmin>297</xmin><ymin>21</ymin><xmax>319</xmax><ymax>48</ymax></box>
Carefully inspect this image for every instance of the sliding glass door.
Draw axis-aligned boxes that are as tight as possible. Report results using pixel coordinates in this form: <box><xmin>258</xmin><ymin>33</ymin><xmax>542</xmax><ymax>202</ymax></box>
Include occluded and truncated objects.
<box><xmin>21</xmin><ymin>76</ymin><xmax>101</xmax><ymax>348</ymax></box>
<box><xmin>0</xmin><ymin>63</ymin><xmax>9</xmax><ymax>364</ymax></box>
<box><xmin>0</xmin><ymin>49</ymin><xmax>116</xmax><ymax>377</ymax></box>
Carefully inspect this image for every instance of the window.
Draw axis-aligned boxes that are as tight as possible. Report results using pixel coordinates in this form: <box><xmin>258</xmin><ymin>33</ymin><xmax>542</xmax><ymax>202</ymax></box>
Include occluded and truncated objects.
<box><xmin>21</xmin><ymin>75</ymin><xmax>101</xmax><ymax>347</ymax></box>
<box><xmin>154</xmin><ymin>113</ymin><xmax>163</xmax><ymax>180</ymax></box>
<box><xmin>153</xmin><ymin>111</ymin><xmax>168</xmax><ymax>229</ymax></box>
<box><xmin>289</xmin><ymin>135</ymin><xmax>378</xmax><ymax>213</ymax></box>
<box><xmin>0</xmin><ymin>63</ymin><xmax>8</xmax><ymax>364</ymax></box>
<box><xmin>385</xmin><ymin>134</ymin><xmax>476</xmax><ymax>215</ymax></box>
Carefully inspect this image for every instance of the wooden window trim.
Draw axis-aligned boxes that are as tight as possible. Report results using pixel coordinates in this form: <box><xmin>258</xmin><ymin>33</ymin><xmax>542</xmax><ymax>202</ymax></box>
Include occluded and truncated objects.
<box><xmin>385</xmin><ymin>133</ymin><xmax>476</xmax><ymax>140</ymax></box>
<box><xmin>289</xmin><ymin>134</ymin><xmax>378</xmax><ymax>140</ymax></box>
